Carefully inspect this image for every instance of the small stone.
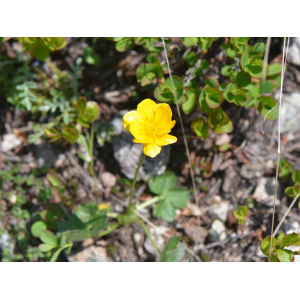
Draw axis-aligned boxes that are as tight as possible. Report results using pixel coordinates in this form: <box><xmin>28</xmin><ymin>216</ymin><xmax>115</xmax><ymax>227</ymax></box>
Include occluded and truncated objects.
<box><xmin>287</xmin><ymin>38</ymin><xmax>300</xmax><ymax>66</ymax></box>
<box><xmin>100</xmin><ymin>172</ymin><xmax>117</xmax><ymax>188</ymax></box>
<box><xmin>253</xmin><ymin>177</ymin><xmax>280</xmax><ymax>206</ymax></box>
<box><xmin>8</xmin><ymin>194</ymin><xmax>17</xmax><ymax>204</ymax></box>
<box><xmin>240</xmin><ymin>162</ymin><xmax>264</xmax><ymax>179</ymax></box>
<box><xmin>66</xmin><ymin>245</ymin><xmax>110</xmax><ymax>262</ymax></box>
<box><xmin>207</xmin><ymin>201</ymin><xmax>230</xmax><ymax>222</ymax></box>
<box><xmin>208</xmin><ymin>220</ymin><xmax>227</xmax><ymax>242</ymax></box>
<box><xmin>82</xmin><ymin>238</ymin><xmax>94</xmax><ymax>248</ymax></box>
<box><xmin>55</xmin><ymin>154</ymin><xmax>67</xmax><ymax>168</ymax></box>
<box><xmin>0</xmin><ymin>133</ymin><xmax>21</xmax><ymax>152</ymax></box>
<box><xmin>182</xmin><ymin>223</ymin><xmax>207</xmax><ymax>244</ymax></box>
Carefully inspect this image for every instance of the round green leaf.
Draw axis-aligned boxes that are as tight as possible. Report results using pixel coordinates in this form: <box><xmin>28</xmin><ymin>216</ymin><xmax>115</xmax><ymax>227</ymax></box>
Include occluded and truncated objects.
<box><xmin>182</xmin><ymin>88</ymin><xmax>196</xmax><ymax>114</ymax></box>
<box><xmin>191</xmin><ymin>118</ymin><xmax>209</xmax><ymax>141</ymax></box>
<box><xmin>260</xmin><ymin>80</ymin><xmax>275</xmax><ymax>93</ymax></box>
<box><xmin>136</xmin><ymin>63</ymin><xmax>157</xmax><ymax>81</ymax></box>
<box><xmin>184</xmin><ymin>51</ymin><xmax>198</xmax><ymax>66</ymax></box>
<box><xmin>248</xmin><ymin>59</ymin><xmax>266</xmax><ymax>78</ymax></box>
<box><xmin>39</xmin><ymin>230</ymin><xmax>58</xmax><ymax>247</ymax></box>
<box><xmin>204</xmin><ymin>76</ymin><xmax>219</xmax><ymax>88</ymax></box>
<box><xmin>240</xmin><ymin>52</ymin><xmax>249</xmax><ymax>72</ymax></box>
<box><xmin>260</xmin><ymin>236</ymin><xmax>276</xmax><ymax>255</ymax></box>
<box><xmin>31</xmin><ymin>221</ymin><xmax>47</xmax><ymax>238</ymax></box>
<box><xmin>39</xmin><ymin>243</ymin><xmax>55</xmax><ymax>252</ymax></box>
<box><xmin>115</xmin><ymin>37</ymin><xmax>134</xmax><ymax>52</ymax></box>
<box><xmin>292</xmin><ymin>170</ymin><xmax>300</xmax><ymax>183</ymax></box>
<box><xmin>221</xmin><ymin>65</ymin><xmax>231</xmax><ymax>77</ymax></box>
<box><xmin>276</xmin><ymin>249</ymin><xmax>293</xmax><ymax>262</ymax></box>
<box><xmin>268</xmin><ymin>63</ymin><xmax>283</xmax><ymax>76</ymax></box>
<box><xmin>236</xmin><ymin>71</ymin><xmax>251</xmax><ymax>87</ymax></box>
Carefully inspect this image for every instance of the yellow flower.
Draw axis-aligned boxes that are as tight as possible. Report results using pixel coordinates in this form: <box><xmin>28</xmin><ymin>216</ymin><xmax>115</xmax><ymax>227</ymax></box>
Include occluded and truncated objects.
<box><xmin>123</xmin><ymin>99</ymin><xmax>177</xmax><ymax>158</ymax></box>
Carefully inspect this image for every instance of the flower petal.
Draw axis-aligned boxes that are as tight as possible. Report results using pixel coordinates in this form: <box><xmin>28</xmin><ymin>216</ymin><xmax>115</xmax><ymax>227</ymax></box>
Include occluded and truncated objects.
<box><xmin>156</xmin><ymin>103</ymin><xmax>172</xmax><ymax>117</ymax></box>
<box><xmin>130</xmin><ymin>113</ymin><xmax>149</xmax><ymax>141</ymax></box>
<box><xmin>133</xmin><ymin>137</ymin><xmax>154</xmax><ymax>143</ymax></box>
<box><xmin>154</xmin><ymin>104</ymin><xmax>172</xmax><ymax>133</ymax></box>
<box><xmin>123</xmin><ymin>111</ymin><xmax>139</xmax><ymax>131</ymax></box>
<box><xmin>154</xmin><ymin>134</ymin><xmax>177</xmax><ymax>146</ymax></box>
<box><xmin>137</xmin><ymin>99</ymin><xmax>157</xmax><ymax>125</ymax></box>
<box><xmin>156</xmin><ymin>119</ymin><xmax>176</xmax><ymax>135</ymax></box>
<box><xmin>143</xmin><ymin>142</ymin><xmax>162</xmax><ymax>158</ymax></box>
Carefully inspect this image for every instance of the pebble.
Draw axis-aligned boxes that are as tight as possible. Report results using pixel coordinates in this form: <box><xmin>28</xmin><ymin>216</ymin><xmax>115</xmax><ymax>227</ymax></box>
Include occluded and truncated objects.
<box><xmin>207</xmin><ymin>200</ymin><xmax>230</xmax><ymax>222</ymax></box>
<box><xmin>253</xmin><ymin>177</ymin><xmax>280</xmax><ymax>206</ymax></box>
<box><xmin>208</xmin><ymin>219</ymin><xmax>227</xmax><ymax>242</ymax></box>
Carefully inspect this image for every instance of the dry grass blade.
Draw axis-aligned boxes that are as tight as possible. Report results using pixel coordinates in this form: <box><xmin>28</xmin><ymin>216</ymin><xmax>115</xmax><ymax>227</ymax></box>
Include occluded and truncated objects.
<box><xmin>268</xmin><ymin>37</ymin><xmax>289</xmax><ymax>262</ymax></box>
<box><xmin>161</xmin><ymin>37</ymin><xmax>199</xmax><ymax>219</ymax></box>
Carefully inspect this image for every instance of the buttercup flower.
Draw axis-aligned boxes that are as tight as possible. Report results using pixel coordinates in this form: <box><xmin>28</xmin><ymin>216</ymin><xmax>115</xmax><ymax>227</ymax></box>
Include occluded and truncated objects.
<box><xmin>123</xmin><ymin>99</ymin><xmax>177</xmax><ymax>158</ymax></box>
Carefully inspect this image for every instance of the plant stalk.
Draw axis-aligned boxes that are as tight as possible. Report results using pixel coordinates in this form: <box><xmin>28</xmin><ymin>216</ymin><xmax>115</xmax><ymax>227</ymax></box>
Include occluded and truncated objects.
<box><xmin>126</xmin><ymin>154</ymin><xmax>146</xmax><ymax>214</ymax></box>
<box><xmin>97</xmin><ymin>222</ymin><xmax>121</xmax><ymax>238</ymax></box>
<box><xmin>135</xmin><ymin>217</ymin><xmax>161</xmax><ymax>254</ymax></box>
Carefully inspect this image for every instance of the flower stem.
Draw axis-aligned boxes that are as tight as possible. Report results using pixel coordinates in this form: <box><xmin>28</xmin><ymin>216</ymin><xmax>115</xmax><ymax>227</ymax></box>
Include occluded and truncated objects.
<box><xmin>97</xmin><ymin>222</ymin><xmax>121</xmax><ymax>238</ymax></box>
<box><xmin>126</xmin><ymin>154</ymin><xmax>146</xmax><ymax>214</ymax></box>
<box><xmin>135</xmin><ymin>217</ymin><xmax>161</xmax><ymax>255</ymax></box>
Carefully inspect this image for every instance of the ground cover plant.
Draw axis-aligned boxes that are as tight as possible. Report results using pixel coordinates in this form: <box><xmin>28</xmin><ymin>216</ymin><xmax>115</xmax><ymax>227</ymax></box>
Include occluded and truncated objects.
<box><xmin>1</xmin><ymin>36</ymin><xmax>300</xmax><ymax>262</ymax></box>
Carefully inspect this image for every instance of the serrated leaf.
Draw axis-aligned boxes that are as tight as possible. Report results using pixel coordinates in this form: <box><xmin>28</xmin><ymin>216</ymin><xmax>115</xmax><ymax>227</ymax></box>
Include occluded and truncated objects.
<box><xmin>163</xmin><ymin>187</ymin><xmax>190</xmax><ymax>209</ymax></box>
<box><xmin>149</xmin><ymin>171</ymin><xmax>177</xmax><ymax>195</ymax></box>
<box><xmin>153</xmin><ymin>198</ymin><xmax>176</xmax><ymax>222</ymax></box>
<box><xmin>61</xmin><ymin>229</ymin><xmax>90</xmax><ymax>242</ymax></box>
<box><xmin>160</xmin><ymin>236</ymin><xmax>185</xmax><ymax>262</ymax></box>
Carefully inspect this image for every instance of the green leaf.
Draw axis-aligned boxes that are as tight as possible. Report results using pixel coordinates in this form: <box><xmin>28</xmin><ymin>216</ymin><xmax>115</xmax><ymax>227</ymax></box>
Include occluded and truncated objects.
<box><xmin>248</xmin><ymin>43</ymin><xmax>266</xmax><ymax>57</ymax></box>
<box><xmin>285</xmin><ymin>186</ymin><xmax>297</xmax><ymax>198</ymax></box>
<box><xmin>226</xmin><ymin>47</ymin><xmax>236</xmax><ymax>58</ymax></box>
<box><xmin>221</xmin><ymin>65</ymin><xmax>231</xmax><ymax>77</ymax></box>
<box><xmin>90</xmin><ymin>218</ymin><xmax>110</xmax><ymax>236</ymax></box>
<box><xmin>149</xmin><ymin>171</ymin><xmax>177</xmax><ymax>195</ymax></box>
<box><xmin>160</xmin><ymin>236</ymin><xmax>185</xmax><ymax>262</ymax></box>
<box><xmin>47</xmin><ymin>174</ymin><xmax>62</xmax><ymax>187</ymax></box>
<box><xmin>163</xmin><ymin>187</ymin><xmax>190</xmax><ymax>209</ymax></box>
<box><xmin>50</xmin><ymin>247</ymin><xmax>64</xmax><ymax>262</ymax></box>
<box><xmin>39</xmin><ymin>243</ymin><xmax>55</xmax><ymax>252</ymax></box>
<box><xmin>248</xmin><ymin>59</ymin><xmax>266</xmax><ymax>78</ymax></box>
<box><xmin>154</xmin><ymin>76</ymin><xmax>183</xmax><ymax>104</ymax></box>
<box><xmin>199</xmin><ymin>86</ymin><xmax>223</xmax><ymax>113</ymax></box>
<box><xmin>77</xmin><ymin>101</ymin><xmax>99</xmax><ymax>128</ymax></box>
<box><xmin>84</xmin><ymin>47</ymin><xmax>101</xmax><ymax>66</ymax></box>
<box><xmin>39</xmin><ymin>230</ymin><xmax>58</xmax><ymax>247</ymax></box>
<box><xmin>181</xmin><ymin>37</ymin><xmax>197</xmax><ymax>47</ymax></box>
<box><xmin>258</xmin><ymin>96</ymin><xmax>278</xmax><ymax>120</ymax></box>
<box><xmin>242</xmin><ymin>82</ymin><xmax>259</xmax><ymax>97</ymax></box>
<box><xmin>208</xmin><ymin>107</ymin><xmax>233</xmax><ymax>133</ymax></box>
<box><xmin>260</xmin><ymin>80</ymin><xmax>275</xmax><ymax>93</ymax></box>
<box><xmin>238</xmin><ymin>205</ymin><xmax>249</xmax><ymax>216</ymax></box>
<box><xmin>280</xmin><ymin>232</ymin><xmax>300</xmax><ymax>248</ymax></box>
<box><xmin>136</xmin><ymin>63</ymin><xmax>157</xmax><ymax>82</ymax></box>
<box><xmin>276</xmin><ymin>249</ymin><xmax>293</xmax><ymax>262</ymax></box>
<box><xmin>268</xmin><ymin>63</ymin><xmax>283</xmax><ymax>76</ymax></box>
<box><xmin>240</xmin><ymin>52</ymin><xmax>249</xmax><ymax>72</ymax></box>
<box><xmin>182</xmin><ymin>88</ymin><xmax>196</xmax><ymax>115</ymax></box>
<box><xmin>115</xmin><ymin>37</ymin><xmax>134</xmax><ymax>52</ymax></box>
<box><xmin>292</xmin><ymin>170</ymin><xmax>300</xmax><ymax>183</ymax></box>
<box><xmin>153</xmin><ymin>199</ymin><xmax>176</xmax><ymax>222</ymax></box>
<box><xmin>276</xmin><ymin>232</ymin><xmax>285</xmax><ymax>245</ymax></box>
<box><xmin>62</xmin><ymin>124</ymin><xmax>79</xmax><ymax>143</ymax></box>
<box><xmin>260</xmin><ymin>236</ymin><xmax>276</xmax><ymax>255</ymax></box>
<box><xmin>233</xmin><ymin>211</ymin><xmax>244</xmax><ymax>221</ymax></box>
<box><xmin>270</xmin><ymin>254</ymin><xmax>280</xmax><ymax>262</ymax></box>
<box><xmin>57</xmin><ymin>214</ymin><xmax>89</xmax><ymax>234</ymax></box>
<box><xmin>60</xmin><ymin>235</ymin><xmax>67</xmax><ymax>248</ymax></box>
<box><xmin>204</xmin><ymin>76</ymin><xmax>219</xmax><ymax>88</ymax></box>
<box><xmin>191</xmin><ymin>117</ymin><xmax>209</xmax><ymax>141</ymax></box>
<box><xmin>37</xmin><ymin>188</ymin><xmax>52</xmax><ymax>202</ymax></box>
<box><xmin>61</xmin><ymin>230</ymin><xmax>90</xmax><ymax>242</ymax></box>
<box><xmin>236</xmin><ymin>71</ymin><xmax>251</xmax><ymax>87</ymax></box>
<box><xmin>31</xmin><ymin>221</ymin><xmax>47</xmax><ymax>238</ymax></box>
<box><xmin>184</xmin><ymin>51</ymin><xmax>198</xmax><ymax>66</ymax></box>
<box><xmin>72</xmin><ymin>96</ymin><xmax>86</xmax><ymax>115</ymax></box>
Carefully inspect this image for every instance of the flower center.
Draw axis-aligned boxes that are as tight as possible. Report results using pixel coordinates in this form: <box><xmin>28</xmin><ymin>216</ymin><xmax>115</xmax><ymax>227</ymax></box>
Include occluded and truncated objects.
<box><xmin>147</xmin><ymin>124</ymin><xmax>156</xmax><ymax>135</ymax></box>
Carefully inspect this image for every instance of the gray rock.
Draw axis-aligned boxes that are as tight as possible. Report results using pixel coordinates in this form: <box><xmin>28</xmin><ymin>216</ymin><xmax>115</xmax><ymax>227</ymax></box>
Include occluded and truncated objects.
<box><xmin>253</xmin><ymin>177</ymin><xmax>280</xmax><ymax>206</ymax></box>
<box><xmin>183</xmin><ymin>224</ymin><xmax>208</xmax><ymax>244</ymax></box>
<box><xmin>240</xmin><ymin>162</ymin><xmax>264</xmax><ymax>179</ymax></box>
<box><xmin>279</xmin><ymin>92</ymin><xmax>300</xmax><ymax>133</ymax></box>
<box><xmin>287</xmin><ymin>37</ymin><xmax>300</xmax><ymax>66</ymax></box>
<box><xmin>207</xmin><ymin>201</ymin><xmax>230</xmax><ymax>222</ymax></box>
<box><xmin>111</xmin><ymin>117</ymin><xmax>170</xmax><ymax>181</ymax></box>
<box><xmin>208</xmin><ymin>219</ymin><xmax>227</xmax><ymax>242</ymax></box>
<box><xmin>33</xmin><ymin>143</ymin><xmax>61</xmax><ymax>168</ymax></box>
